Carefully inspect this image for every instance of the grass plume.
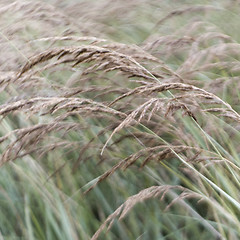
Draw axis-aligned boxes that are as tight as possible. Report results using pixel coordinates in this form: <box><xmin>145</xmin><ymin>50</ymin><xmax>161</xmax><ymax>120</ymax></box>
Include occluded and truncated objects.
<box><xmin>0</xmin><ymin>0</ymin><xmax>240</xmax><ymax>239</ymax></box>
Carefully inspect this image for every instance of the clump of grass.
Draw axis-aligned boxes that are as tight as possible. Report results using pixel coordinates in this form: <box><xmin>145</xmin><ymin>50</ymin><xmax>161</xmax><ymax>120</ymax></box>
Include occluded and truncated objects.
<box><xmin>0</xmin><ymin>0</ymin><xmax>240</xmax><ymax>239</ymax></box>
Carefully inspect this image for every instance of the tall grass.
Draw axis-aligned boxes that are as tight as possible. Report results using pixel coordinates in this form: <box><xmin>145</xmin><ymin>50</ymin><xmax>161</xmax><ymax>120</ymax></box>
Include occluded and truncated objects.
<box><xmin>0</xmin><ymin>0</ymin><xmax>240</xmax><ymax>239</ymax></box>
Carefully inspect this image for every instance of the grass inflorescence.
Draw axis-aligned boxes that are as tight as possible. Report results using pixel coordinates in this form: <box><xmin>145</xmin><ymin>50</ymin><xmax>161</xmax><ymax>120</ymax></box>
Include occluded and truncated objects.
<box><xmin>0</xmin><ymin>0</ymin><xmax>240</xmax><ymax>239</ymax></box>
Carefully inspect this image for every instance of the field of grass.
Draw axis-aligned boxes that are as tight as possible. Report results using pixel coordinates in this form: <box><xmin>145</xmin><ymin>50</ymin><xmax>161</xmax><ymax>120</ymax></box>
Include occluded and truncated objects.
<box><xmin>0</xmin><ymin>0</ymin><xmax>240</xmax><ymax>239</ymax></box>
